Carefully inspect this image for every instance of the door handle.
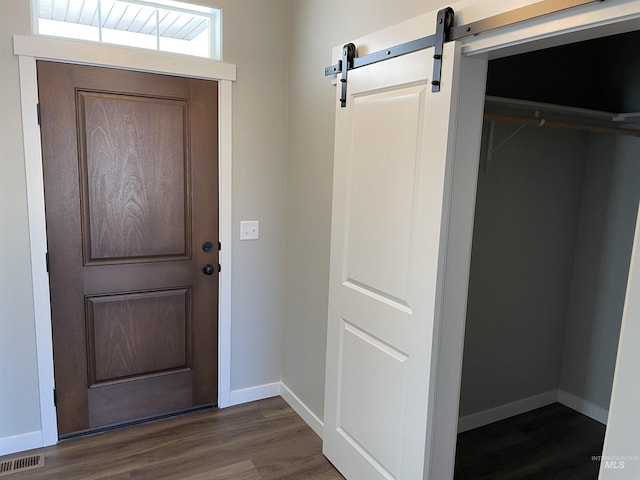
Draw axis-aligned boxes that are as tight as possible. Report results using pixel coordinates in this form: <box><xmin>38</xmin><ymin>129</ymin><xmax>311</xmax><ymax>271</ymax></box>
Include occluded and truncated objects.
<box><xmin>202</xmin><ymin>264</ymin><xmax>215</xmax><ymax>275</ymax></box>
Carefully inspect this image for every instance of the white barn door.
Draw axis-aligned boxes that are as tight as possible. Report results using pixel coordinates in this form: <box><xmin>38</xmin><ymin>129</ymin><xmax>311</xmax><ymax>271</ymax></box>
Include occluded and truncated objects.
<box><xmin>323</xmin><ymin>18</ymin><xmax>487</xmax><ymax>480</ymax></box>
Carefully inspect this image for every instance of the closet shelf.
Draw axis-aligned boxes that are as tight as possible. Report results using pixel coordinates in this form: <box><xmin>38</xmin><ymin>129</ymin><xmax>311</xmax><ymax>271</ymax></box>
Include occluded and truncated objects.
<box><xmin>484</xmin><ymin>96</ymin><xmax>640</xmax><ymax>137</ymax></box>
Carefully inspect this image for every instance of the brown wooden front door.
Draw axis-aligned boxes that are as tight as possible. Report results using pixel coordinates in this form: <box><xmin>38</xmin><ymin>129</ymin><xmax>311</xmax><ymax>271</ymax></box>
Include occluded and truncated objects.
<box><xmin>37</xmin><ymin>61</ymin><xmax>219</xmax><ymax>437</ymax></box>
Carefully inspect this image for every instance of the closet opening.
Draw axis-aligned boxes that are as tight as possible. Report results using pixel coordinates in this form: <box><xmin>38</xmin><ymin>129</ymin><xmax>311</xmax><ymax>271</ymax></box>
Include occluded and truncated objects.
<box><xmin>453</xmin><ymin>29</ymin><xmax>640</xmax><ymax>480</ymax></box>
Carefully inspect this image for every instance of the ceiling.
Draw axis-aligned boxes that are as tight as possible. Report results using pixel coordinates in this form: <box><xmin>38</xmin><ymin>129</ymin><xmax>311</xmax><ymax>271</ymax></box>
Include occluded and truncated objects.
<box><xmin>38</xmin><ymin>0</ymin><xmax>209</xmax><ymax>40</ymax></box>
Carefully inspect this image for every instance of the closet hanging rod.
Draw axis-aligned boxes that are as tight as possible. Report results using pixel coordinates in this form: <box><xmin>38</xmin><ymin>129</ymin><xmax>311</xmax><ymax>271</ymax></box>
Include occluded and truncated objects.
<box><xmin>484</xmin><ymin>95</ymin><xmax>621</xmax><ymax>122</ymax></box>
<box><xmin>483</xmin><ymin>113</ymin><xmax>640</xmax><ymax>137</ymax></box>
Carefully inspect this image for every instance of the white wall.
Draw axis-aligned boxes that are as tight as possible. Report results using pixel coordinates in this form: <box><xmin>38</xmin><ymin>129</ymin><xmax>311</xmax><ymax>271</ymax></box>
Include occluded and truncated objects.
<box><xmin>283</xmin><ymin>0</ymin><xmax>440</xmax><ymax>425</ymax></box>
<box><xmin>1</xmin><ymin>0</ymin><xmax>599</xmax><ymax>452</ymax></box>
<box><xmin>458</xmin><ymin>123</ymin><xmax>587</xmax><ymax>416</ymax></box>
<box><xmin>215</xmin><ymin>0</ymin><xmax>290</xmax><ymax>393</ymax></box>
<box><xmin>0</xmin><ymin>0</ymin><xmax>42</xmax><ymax>443</ymax></box>
<box><xmin>281</xmin><ymin>0</ymin><xmax>562</xmax><ymax>424</ymax></box>
<box><xmin>560</xmin><ymin>133</ymin><xmax>640</xmax><ymax>410</ymax></box>
<box><xmin>0</xmin><ymin>0</ymin><xmax>289</xmax><ymax>449</ymax></box>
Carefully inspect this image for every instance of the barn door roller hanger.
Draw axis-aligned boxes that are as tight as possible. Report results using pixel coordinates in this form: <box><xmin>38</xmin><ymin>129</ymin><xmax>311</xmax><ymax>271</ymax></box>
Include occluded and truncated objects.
<box><xmin>326</xmin><ymin>0</ymin><xmax>604</xmax><ymax>107</ymax></box>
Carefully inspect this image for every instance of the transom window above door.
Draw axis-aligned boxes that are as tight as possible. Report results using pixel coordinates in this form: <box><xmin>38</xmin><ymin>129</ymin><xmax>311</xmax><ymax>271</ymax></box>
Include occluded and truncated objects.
<box><xmin>32</xmin><ymin>0</ymin><xmax>221</xmax><ymax>59</ymax></box>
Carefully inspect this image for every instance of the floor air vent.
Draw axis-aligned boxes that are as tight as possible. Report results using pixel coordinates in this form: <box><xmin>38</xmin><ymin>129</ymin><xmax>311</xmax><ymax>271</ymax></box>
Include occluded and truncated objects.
<box><xmin>0</xmin><ymin>454</ymin><xmax>44</xmax><ymax>477</ymax></box>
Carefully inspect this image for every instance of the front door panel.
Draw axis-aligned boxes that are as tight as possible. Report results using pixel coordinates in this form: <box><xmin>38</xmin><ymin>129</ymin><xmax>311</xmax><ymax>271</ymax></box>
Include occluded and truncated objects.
<box><xmin>38</xmin><ymin>61</ymin><xmax>219</xmax><ymax>436</ymax></box>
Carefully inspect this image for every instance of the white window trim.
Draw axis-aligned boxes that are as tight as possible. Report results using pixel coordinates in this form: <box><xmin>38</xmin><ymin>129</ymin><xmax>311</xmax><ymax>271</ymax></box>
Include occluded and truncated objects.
<box><xmin>14</xmin><ymin>33</ymin><xmax>235</xmax><ymax>447</ymax></box>
<box><xmin>32</xmin><ymin>0</ymin><xmax>222</xmax><ymax>60</ymax></box>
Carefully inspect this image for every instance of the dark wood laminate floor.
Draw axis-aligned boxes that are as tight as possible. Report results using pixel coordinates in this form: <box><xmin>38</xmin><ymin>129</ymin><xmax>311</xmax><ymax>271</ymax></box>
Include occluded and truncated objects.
<box><xmin>0</xmin><ymin>397</ymin><xmax>344</xmax><ymax>480</ymax></box>
<box><xmin>454</xmin><ymin>403</ymin><xmax>606</xmax><ymax>480</ymax></box>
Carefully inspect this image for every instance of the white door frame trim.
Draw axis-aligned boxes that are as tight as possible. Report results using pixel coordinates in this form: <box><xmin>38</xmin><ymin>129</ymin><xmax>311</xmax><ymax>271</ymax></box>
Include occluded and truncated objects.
<box><xmin>14</xmin><ymin>34</ymin><xmax>235</xmax><ymax>447</ymax></box>
<box><xmin>459</xmin><ymin>0</ymin><xmax>640</xmax><ymax>59</ymax></box>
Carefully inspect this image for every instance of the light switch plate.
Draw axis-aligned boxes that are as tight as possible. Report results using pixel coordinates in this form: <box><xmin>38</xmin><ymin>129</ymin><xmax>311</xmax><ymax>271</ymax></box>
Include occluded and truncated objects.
<box><xmin>240</xmin><ymin>220</ymin><xmax>259</xmax><ymax>240</ymax></box>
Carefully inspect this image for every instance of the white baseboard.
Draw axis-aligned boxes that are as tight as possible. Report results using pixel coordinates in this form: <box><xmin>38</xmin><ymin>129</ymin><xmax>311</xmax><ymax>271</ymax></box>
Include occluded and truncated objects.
<box><xmin>227</xmin><ymin>382</ymin><xmax>281</xmax><ymax>407</ymax></box>
<box><xmin>280</xmin><ymin>382</ymin><xmax>324</xmax><ymax>438</ymax></box>
<box><xmin>225</xmin><ymin>381</ymin><xmax>324</xmax><ymax>439</ymax></box>
<box><xmin>458</xmin><ymin>390</ymin><xmax>558</xmax><ymax>433</ymax></box>
<box><xmin>558</xmin><ymin>389</ymin><xmax>608</xmax><ymax>425</ymax></box>
<box><xmin>0</xmin><ymin>431</ymin><xmax>43</xmax><ymax>456</ymax></box>
<box><xmin>458</xmin><ymin>389</ymin><xmax>610</xmax><ymax>432</ymax></box>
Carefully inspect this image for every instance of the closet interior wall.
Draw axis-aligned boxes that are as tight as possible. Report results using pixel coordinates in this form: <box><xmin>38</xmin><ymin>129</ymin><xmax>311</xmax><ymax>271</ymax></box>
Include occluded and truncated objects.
<box><xmin>458</xmin><ymin>30</ymin><xmax>640</xmax><ymax>429</ymax></box>
<box><xmin>559</xmin><ymin>133</ymin><xmax>640</xmax><ymax>412</ymax></box>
